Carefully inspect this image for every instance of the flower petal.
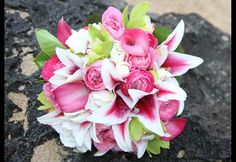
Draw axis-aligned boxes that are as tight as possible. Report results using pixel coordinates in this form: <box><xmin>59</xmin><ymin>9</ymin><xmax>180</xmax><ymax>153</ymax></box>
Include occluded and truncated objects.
<box><xmin>101</xmin><ymin>58</ymin><xmax>123</xmax><ymax>91</ymax></box>
<box><xmin>162</xmin><ymin>118</ymin><xmax>187</xmax><ymax>141</ymax></box>
<box><xmin>155</xmin><ymin>45</ymin><xmax>168</xmax><ymax>67</ymax></box>
<box><xmin>57</xmin><ymin>17</ymin><xmax>72</xmax><ymax>47</ymax></box>
<box><xmin>116</xmin><ymin>89</ymin><xmax>158</xmax><ymax>109</ymax></box>
<box><xmin>162</xmin><ymin>52</ymin><xmax>204</xmax><ymax>76</ymax></box>
<box><xmin>112</xmin><ymin>118</ymin><xmax>133</xmax><ymax>152</ymax></box>
<box><xmin>160</xmin><ymin>20</ymin><xmax>184</xmax><ymax>52</ymax></box>
<box><xmin>135</xmin><ymin>95</ymin><xmax>164</xmax><ymax>136</ymax></box>
<box><xmin>90</xmin><ymin>123</ymin><xmax>100</xmax><ymax>143</ymax></box>
<box><xmin>56</xmin><ymin>48</ymin><xmax>74</xmax><ymax>66</ymax></box>
<box><xmin>156</xmin><ymin>81</ymin><xmax>187</xmax><ymax>101</ymax></box>
<box><xmin>53</xmin><ymin>82</ymin><xmax>90</xmax><ymax>113</ymax></box>
<box><xmin>94</xmin><ymin>151</ymin><xmax>108</xmax><ymax>156</ymax></box>
<box><xmin>177</xmin><ymin>100</ymin><xmax>185</xmax><ymax>116</ymax></box>
<box><xmin>73</xmin><ymin>122</ymin><xmax>92</xmax><ymax>147</ymax></box>
<box><xmin>134</xmin><ymin>135</ymin><xmax>155</xmax><ymax>158</ymax></box>
<box><xmin>37</xmin><ymin>111</ymin><xmax>63</xmax><ymax>125</ymax></box>
<box><xmin>87</xmin><ymin>96</ymin><xmax>130</xmax><ymax>125</ymax></box>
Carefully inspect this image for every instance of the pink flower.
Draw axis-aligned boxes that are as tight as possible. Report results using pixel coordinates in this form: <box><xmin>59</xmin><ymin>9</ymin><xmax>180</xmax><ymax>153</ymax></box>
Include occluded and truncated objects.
<box><xmin>120</xmin><ymin>29</ymin><xmax>150</xmax><ymax>56</ymax></box>
<box><xmin>84</xmin><ymin>61</ymin><xmax>105</xmax><ymax>91</ymax></box>
<box><xmin>158</xmin><ymin>100</ymin><xmax>179</xmax><ymax>121</ymax></box>
<box><xmin>42</xmin><ymin>55</ymin><xmax>65</xmax><ymax>81</ymax></box>
<box><xmin>93</xmin><ymin>124</ymin><xmax>117</xmax><ymax>152</ymax></box>
<box><xmin>102</xmin><ymin>6</ymin><xmax>125</xmax><ymax>40</ymax></box>
<box><xmin>120</xmin><ymin>70</ymin><xmax>154</xmax><ymax>96</ymax></box>
<box><xmin>148</xmin><ymin>33</ymin><xmax>158</xmax><ymax>48</ymax></box>
<box><xmin>162</xmin><ymin>118</ymin><xmax>187</xmax><ymax>141</ymax></box>
<box><xmin>57</xmin><ymin>17</ymin><xmax>72</xmax><ymax>47</ymax></box>
<box><xmin>126</xmin><ymin>52</ymin><xmax>151</xmax><ymax>70</ymax></box>
<box><xmin>43</xmin><ymin>81</ymin><xmax>90</xmax><ymax>113</ymax></box>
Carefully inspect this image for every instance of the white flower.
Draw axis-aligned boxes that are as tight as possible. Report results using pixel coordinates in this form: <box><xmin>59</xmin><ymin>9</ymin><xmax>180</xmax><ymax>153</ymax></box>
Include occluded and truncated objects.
<box><xmin>85</xmin><ymin>90</ymin><xmax>115</xmax><ymax>111</ymax></box>
<box><xmin>65</xmin><ymin>29</ymin><xmax>91</xmax><ymax>54</ymax></box>
<box><xmin>110</xmin><ymin>41</ymin><xmax>126</xmax><ymax>63</ymax></box>
<box><xmin>115</xmin><ymin>61</ymin><xmax>130</xmax><ymax>78</ymax></box>
<box><xmin>37</xmin><ymin>111</ymin><xmax>98</xmax><ymax>153</ymax></box>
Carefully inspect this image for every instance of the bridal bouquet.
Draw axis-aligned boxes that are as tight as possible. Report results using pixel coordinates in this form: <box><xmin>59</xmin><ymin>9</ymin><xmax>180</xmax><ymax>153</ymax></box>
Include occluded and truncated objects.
<box><xmin>34</xmin><ymin>2</ymin><xmax>203</xmax><ymax>158</ymax></box>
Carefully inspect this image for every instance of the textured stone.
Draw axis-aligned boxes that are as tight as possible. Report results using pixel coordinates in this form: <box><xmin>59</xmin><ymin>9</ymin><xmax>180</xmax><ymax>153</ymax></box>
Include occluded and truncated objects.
<box><xmin>31</xmin><ymin>139</ymin><xmax>68</xmax><ymax>162</ymax></box>
<box><xmin>4</xmin><ymin>0</ymin><xmax>231</xmax><ymax>162</ymax></box>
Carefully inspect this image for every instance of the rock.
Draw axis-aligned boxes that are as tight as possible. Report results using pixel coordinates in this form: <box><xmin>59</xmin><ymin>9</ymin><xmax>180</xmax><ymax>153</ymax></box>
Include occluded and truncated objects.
<box><xmin>4</xmin><ymin>0</ymin><xmax>231</xmax><ymax>162</ymax></box>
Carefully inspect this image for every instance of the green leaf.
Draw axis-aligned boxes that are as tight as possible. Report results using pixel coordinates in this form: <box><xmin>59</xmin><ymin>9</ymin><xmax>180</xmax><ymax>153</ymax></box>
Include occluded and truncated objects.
<box><xmin>100</xmin><ymin>25</ymin><xmax>114</xmax><ymax>41</ymax></box>
<box><xmin>130</xmin><ymin>1</ymin><xmax>149</xmax><ymax>20</ymax></box>
<box><xmin>129</xmin><ymin>117</ymin><xmax>143</xmax><ymax>140</ymax></box>
<box><xmin>122</xmin><ymin>5</ymin><xmax>129</xmax><ymax>27</ymax></box>
<box><xmin>88</xmin><ymin>25</ymin><xmax>104</xmax><ymax>41</ymax></box>
<box><xmin>147</xmin><ymin>138</ymin><xmax>161</xmax><ymax>155</ymax></box>
<box><xmin>37</xmin><ymin>105</ymin><xmax>52</xmax><ymax>110</ymax></box>
<box><xmin>127</xmin><ymin>17</ymin><xmax>146</xmax><ymax>29</ymax></box>
<box><xmin>35</xmin><ymin>29</ymin><xmax>65</xmax><ymax>57</ymax></box>
<box><xmin>87</xmin><ymin>40</ymin><xmax>114</xmax><ymax>65</ymax></box>
<box><xmin>37</xmin><ymin>91</ymin><xmax>52</xmax><ymax>106</ymax></box>
<box><xmin>147</xmin><ymin>136</ymin><xmax>170</xmax><ymax>155</ymax></box>
<box><xmin>102</xmin><ymin>41</ymin><xmax>114</xmax><ymax>57</ymax></box>
<box><xmin>153</xmin><ymin>26</ymin><xmax>184</xmax><ymax>53</ymax></box>
<box><xmin>159</xmin><ymin>140</ymin><xmax>170</xmax><ymax>149</ymax></box>
<box><xmin>34</xmin><ymin>51</ymin><xmax>51</xmax><ymax>68</ymax></box>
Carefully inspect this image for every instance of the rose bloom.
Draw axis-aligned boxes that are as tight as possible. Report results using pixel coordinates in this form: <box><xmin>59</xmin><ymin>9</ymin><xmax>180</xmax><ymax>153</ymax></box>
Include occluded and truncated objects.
<box><xmin>126</xmin><ymin>47</ymin><xmax>158</xmax><ymax>70</ymax></box>
<box><xmin>93</xmin><ymin>124</ymin><xmax>117</xmax><ymax>152</ymax></box>
<box><xmin>84</xmin><ymin>61</ymin><xmax>105</xmax><ymax>90</ymax></box>
<box><xmin>127</xmin><ymin>52</ymin><xmax>151</xmax><ymax>70</ymax></box>
<box><xmin>102</xmin><ymin>7</ymin><xmax>125</xmax><ymax>40</ymax></box>
<box><xmin>42</xmin><ymin>55</ymin><xmax>65</xmax><ymax>81</ymax></box>
<box><xmin>120</xmin><ymin>70</ymin><xmax>154</xmax><ymax>96</ymax></box>
<box><xmin>148</xmin><ymin>33</ymin><xmax>158</xmax><ymax>48</ymax></box>
<box><xmin>159</xmin><ymin>100</ymin><xmax>179</xmax><ymax>121</ymax></box>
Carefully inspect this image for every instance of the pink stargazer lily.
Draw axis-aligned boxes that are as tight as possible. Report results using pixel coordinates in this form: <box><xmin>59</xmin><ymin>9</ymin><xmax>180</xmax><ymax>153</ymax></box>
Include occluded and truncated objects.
<box><xmin>155</xmin><ymin>20</ymin><xmax>203</xmax><ymax>76</ymax></box>
<box><xmin>101</xmin><ymin>58</ymin><xmax>124</xmax><ymax>91</ymax></box>
<box><xmin>57</xmin><ymin>17</ymin><xmax>72</xmax><ymax>47</ymax></box>
<box><xmin>87</xmin><ymin>94</ymin><xmax>164</xmax><ymax>150</ymax></box>
<box><xmin>49</xmin><ymin>47</ymin><xmax>86</xmax><ymax>86</ymax></box>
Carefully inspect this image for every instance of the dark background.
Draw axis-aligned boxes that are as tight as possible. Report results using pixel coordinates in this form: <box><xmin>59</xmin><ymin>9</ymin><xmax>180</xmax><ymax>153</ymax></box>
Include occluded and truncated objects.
<box><xmin>4</xmin><ymin>0</ymin><xmax>231</xmax><ymax>161</ymax></box>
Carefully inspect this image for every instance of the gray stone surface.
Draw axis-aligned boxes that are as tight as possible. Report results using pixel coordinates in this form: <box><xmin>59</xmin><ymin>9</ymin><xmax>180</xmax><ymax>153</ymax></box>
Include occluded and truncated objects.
<box><xmin>4</xmin><ymin>0</ymin><xmax>231</xmax><ymax>161</ymax></box>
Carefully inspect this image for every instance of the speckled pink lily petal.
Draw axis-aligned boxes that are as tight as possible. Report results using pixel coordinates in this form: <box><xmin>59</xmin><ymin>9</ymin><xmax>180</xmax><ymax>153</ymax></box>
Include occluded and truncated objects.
<box><xmin>112</xmin><ymin>118</ymin><xmax>133</xmax><ymax>152</ymax></box>
<box><xmin>162</xmin><ymin>52</ymin><xmax>204</xmax><ymax>76</ymax></box>
<box><xmin>87</xmin><ymin>96</ymin><xmax>130</xmax><ymax>125</ymax></box>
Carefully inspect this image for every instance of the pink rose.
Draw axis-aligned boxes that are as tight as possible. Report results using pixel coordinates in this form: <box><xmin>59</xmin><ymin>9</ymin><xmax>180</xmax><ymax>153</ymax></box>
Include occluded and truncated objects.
<box><xmin>93</xmin><ymin>124</ymin><xmax>117</xmax><ymax>152</ymax></box>
<box><xmin>84</xmin><ymin>61</ymin><xmax>105</xmax><ymax>90</ymax></box>
<box><xmin>42</xmin><ymin>55</ymin><xmax>65</xmax><ymax>81</ymax></box>
<box><xmin>102</xmin><ymin>6</ymin><xmax>125</xmax><ymax>40</ymax></box>
<box><xmin>43</xmin><ymin>81</ymin><xmax>90</xmax><ymax>113</ymax></box>
<box><xmin>120</xmin><ymin>29</ymin><xmax>150</xmax><ymax>56</ymax></box>
<box><xmin>148</xmin><ymin>33</ymin><xmax>158</xmax><ymax>48</ymax></box>
<box><xmin>158</xmin><ymin>100</ymin><xmax>179</xmax><ymax>121</ymax></box>
<box><xmin>120</xmin><ymin>70</ymin><xmax>154</xmax><ymax>96</ymax></box>
<box><xmin>126</xmin><ymin>50</ymin><xmax>152</xmax><ymax>70</ymax></box>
